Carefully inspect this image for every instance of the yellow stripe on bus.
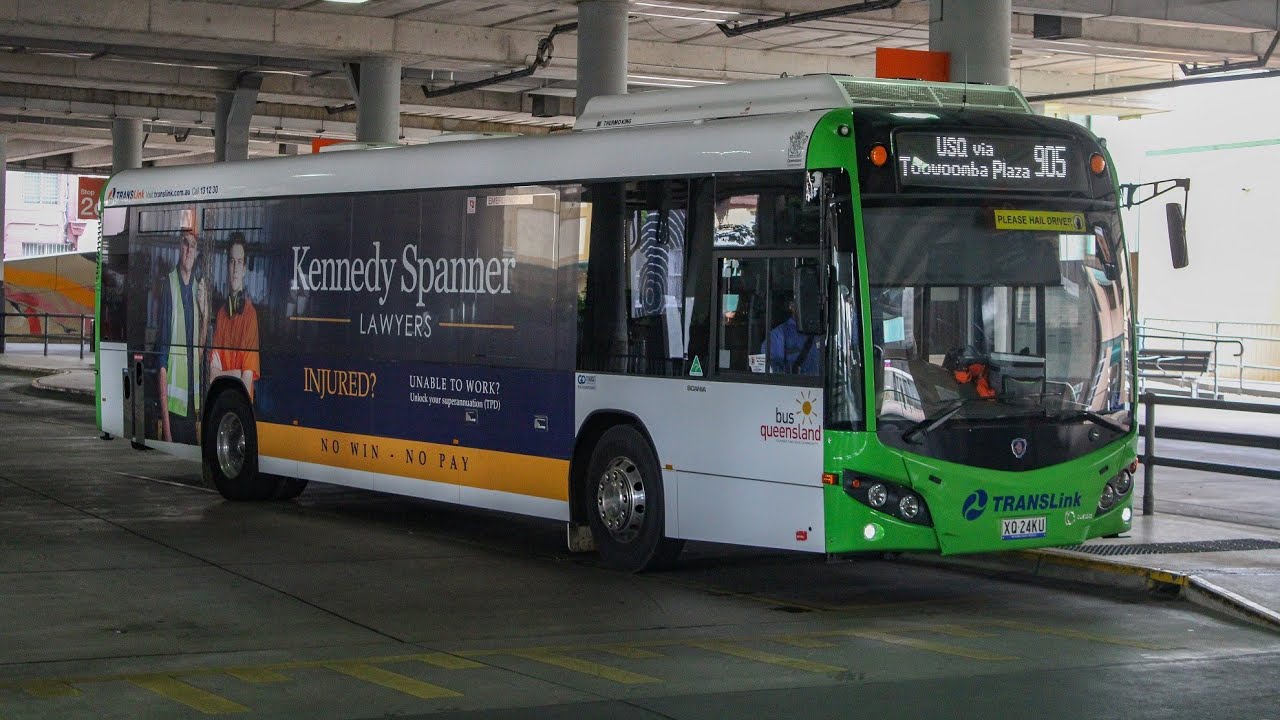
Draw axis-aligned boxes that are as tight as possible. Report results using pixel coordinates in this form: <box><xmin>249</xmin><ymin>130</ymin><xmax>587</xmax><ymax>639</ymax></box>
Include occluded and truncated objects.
<box><xmin>258</xmin><ymin>423</ymin><xmax>569</xmax><ymax>501</ymax></box>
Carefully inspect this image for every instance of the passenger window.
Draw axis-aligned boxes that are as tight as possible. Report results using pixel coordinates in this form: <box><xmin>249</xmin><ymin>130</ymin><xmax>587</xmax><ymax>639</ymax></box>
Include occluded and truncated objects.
<box><xmin>713</xmin><ymin>173</ymin><xmax>818</xmax><ymax>248</ymax></box>
<box><xmin>714</xmin><ymin>195</ymin><xmax>759</xmax><ymax>247</ymax></box>
<box><xmin>718</xmin><ymin>257</ymin><xmax>767</xmax><ymax>371</ymax></box>
<box><xmin>579</xmin><ymin>179</ymin><xmax>689</xmax><ymax>376</ymax></box>
<box><xmin>717</xmin><ymin>257</ymin><xmax>822</xmax><ymax>377</ymax></box>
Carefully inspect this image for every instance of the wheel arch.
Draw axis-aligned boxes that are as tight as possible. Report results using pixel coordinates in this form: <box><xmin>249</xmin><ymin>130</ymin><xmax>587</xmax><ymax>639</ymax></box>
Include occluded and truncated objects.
<box><xmin>569</xmin><ymin>410</ymin><xmax>660</xmax><ymax>526</ymax></box>
<box><xmin>202</xmin><ymin>376</ymin><xmax>253</xmax><ymax>439</ymax></box>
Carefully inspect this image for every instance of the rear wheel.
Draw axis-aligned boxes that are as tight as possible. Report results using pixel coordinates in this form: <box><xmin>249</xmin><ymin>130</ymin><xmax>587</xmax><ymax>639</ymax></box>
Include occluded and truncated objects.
<box><xmin>585</xmin><ymin>425</ymin><xmax>683</xmax><ymax>572</ymax></box>
<box><xmin>203</xmin><ymin>390</ymin><xmax>275</xmax><ymax>501</ymax></box>
<box><xmin>272</xmin><ymin>477</ymin><xmax>309</xmax><ymax>500</ymax></box>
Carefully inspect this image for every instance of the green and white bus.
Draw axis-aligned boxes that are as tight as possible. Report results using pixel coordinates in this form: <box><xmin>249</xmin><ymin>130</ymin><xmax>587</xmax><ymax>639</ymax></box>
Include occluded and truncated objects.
<box><xmin>96</xmin><ymin>75</ymin><xmax>1140</xmax><ymax>571</ymax></box>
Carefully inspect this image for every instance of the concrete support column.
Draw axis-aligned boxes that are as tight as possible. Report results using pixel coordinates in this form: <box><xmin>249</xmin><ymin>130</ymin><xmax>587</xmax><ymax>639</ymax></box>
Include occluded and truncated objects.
<box><xmin>215</xmin><ymin>91</ymin><xmax>233</xmax><ymax>161</ymax></box>
<box><xmin>215</xmin><ymin>74</ymin><xmax>262</xmax><ymax>162</ymax></box>
<box><xmin>929</xmin><ymin>0</ymin><xmax>1011</xmax><ymax>86</ymax></box>
<box><xmin>576</xmin><ymin>0</ymin><xmax>628</xmax><ymax>116</ymax></box>
<box><xmin>0</xmin><ymin>135</ymin><xmax>6</xmax><ymax>353</ymax></box>
<box><xmin>111</xmin><ymin>118</ymin><xmax>144</xmax><ymax>173</ymax></box>
<box><xmin>354</xmin><ymin>57</ymin><xmax>402</xmax><ymax>145</ymax></box>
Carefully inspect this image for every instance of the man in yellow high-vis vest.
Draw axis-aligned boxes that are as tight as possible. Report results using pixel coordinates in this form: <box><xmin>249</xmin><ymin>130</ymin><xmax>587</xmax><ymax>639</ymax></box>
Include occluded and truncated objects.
<box><xmin>155</xmin><ymin>227</ymin><xmax>209</xmax><ymax>443</ymax></box>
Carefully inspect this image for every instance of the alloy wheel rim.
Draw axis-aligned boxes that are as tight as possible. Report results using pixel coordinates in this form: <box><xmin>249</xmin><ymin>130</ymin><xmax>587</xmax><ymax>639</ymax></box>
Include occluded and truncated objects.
<box><xmin>596</xmin><ymin>456</ymin><xmax>646</xmax><ymax>543</ymax></box>
<box><xmin>216</xmin><ymin>412</ymin><xmax>246</xmax><ymax>479</ymax></box>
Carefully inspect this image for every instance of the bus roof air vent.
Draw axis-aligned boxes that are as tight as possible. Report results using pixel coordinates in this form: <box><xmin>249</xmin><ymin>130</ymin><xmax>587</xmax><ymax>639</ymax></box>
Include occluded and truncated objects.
<box><xmin>838</xmin><ymin>78</ymin><xmax>1031</xmax><ymax>113</ymax></box>
<box><xmin>575</xmin><ymin>75</ymin><xmax>1031</xmax><ymax>131</ymax></box>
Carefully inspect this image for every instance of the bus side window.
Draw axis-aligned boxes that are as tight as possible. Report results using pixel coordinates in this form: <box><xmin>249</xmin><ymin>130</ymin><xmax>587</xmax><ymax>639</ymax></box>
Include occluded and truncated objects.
<box><xmin>579</xmin><ymin>179</ymin><xmax>689</xmax><ymax>376</ymax></box>
<box><xmin>717</xmin><ymin>257</ymin><xmax>767</xmax><ymax>372</ymax></box>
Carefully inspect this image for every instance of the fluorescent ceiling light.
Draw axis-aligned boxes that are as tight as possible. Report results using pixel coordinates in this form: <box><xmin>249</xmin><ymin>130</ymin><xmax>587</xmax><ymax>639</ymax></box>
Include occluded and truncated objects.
<box><xmin>322</xmin><ymin>0</ymin><xmax>370</xmax><ymax>4</ymax></box>
<box><xmin>631</xmin><ymin>11</ymin><xmax>722</xmax><ymax>22</ymax></box>
<box><xmin>633</xmin><ymin>2</ymin><xmax>738</xmax><ymax>15</ymax></box>
<box><xmin>629</xmin><ymin>74</ymin><xmax>724</xmax><ymax>85</ymax></box>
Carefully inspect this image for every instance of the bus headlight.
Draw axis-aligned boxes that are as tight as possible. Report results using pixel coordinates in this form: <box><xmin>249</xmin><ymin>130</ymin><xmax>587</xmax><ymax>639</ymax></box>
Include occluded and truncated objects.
<box><xmin>898</xmin><ymin>494</ymin><xmax>921</xmax><ymax>520</ymax></box>
<box><xmin>867</xmin><ymin>483</ymin><xmax>889</xmax><ymax>508</ymax></box>
<box><xmin>1098</xmin><ymin>483</ymin><xmax>1116</xmax><ymax>511</ymax></box>
<box><xmin>1113</xmin><ymin>470</ymin><xmax>1133</xmax><ymax>495</ymax></box>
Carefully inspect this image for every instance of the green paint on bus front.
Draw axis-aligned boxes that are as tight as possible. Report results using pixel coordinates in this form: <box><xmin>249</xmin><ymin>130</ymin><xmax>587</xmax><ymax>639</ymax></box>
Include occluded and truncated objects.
<box><xmin>822</xmin><ymin>429</ymin><xmax>1136</xmax><ymax>554</ymax></box>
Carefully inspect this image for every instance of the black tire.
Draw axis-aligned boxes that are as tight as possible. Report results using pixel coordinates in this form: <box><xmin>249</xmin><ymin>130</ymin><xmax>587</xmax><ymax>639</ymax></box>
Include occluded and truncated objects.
<box><xmin>584</xmin><ymin>425</ymin><xmax>683</xmax><ymax>572</ymax></box>
<box><xmin>272</xmin><ymin>477</ymin><xmax>309</xmax><ymax>500</ymax></box>
<box><xmin>203</xmin><ymin>390</ymin><xmax>275</xmax><ymax>501</ymax></box>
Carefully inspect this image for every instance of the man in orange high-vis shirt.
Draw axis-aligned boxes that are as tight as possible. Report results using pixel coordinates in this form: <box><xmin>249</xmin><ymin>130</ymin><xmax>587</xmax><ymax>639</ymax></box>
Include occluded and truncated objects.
<box><xmin>211</xmin><ymin>233</ymin><xmax>261</xmax><ymax>400</ymax></box>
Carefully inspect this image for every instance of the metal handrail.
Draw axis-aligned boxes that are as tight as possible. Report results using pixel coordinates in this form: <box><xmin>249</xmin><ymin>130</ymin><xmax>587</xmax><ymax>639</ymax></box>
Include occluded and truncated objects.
<box><xmin>1137</xmin><ymin>328</ymin><xmax>1246</xmax><ymax>398</ymax></box>
<box><xmin>0</xmin><ymin>312</ymin><xmax>95</xmax><ymax>359</ymax></box>
<box><xmin>1139</xmin><ymin>392</ymin><xmax>1280</xmax><ymax>516</ymax></box>
<box><xmin>1141</xmin><ymin>318</ymin><xmax>1280</xmax><ymax>383</ymax></box>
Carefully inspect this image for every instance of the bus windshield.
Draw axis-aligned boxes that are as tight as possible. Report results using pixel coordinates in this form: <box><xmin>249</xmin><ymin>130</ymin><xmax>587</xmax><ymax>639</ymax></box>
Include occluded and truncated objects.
<box><xmin>863</xmin><ymin>202</ymin><xmax>1131</xmax><ymax>452</ymax></box>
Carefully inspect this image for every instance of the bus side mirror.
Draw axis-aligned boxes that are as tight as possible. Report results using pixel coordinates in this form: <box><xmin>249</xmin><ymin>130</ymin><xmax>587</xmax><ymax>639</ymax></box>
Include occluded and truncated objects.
<box><xmin>794</xmin><ymin>263</ymin><xmax>824</xmax><ymax>335</ymax></box>
<box><xmin>1166</xmin><ymin>202</ymin><xmax>1189</xmax><ymax>269</ymax></box>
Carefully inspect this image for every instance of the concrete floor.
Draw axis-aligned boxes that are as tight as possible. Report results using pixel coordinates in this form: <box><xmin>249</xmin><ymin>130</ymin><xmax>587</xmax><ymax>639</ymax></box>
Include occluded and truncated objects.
<box><xmin>1</xmin><ymin>371</ymin><xmax>1277</xmax><ymax>719</ymax></box>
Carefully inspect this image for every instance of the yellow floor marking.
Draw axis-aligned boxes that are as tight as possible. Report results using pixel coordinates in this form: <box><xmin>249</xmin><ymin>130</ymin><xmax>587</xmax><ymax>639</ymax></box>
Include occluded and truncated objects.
<box><xmin>22</xmin><ymin>680</ymin><xmax>80</xmax><ymax>698</ymax></box>
<box><xmin>600</xmin><ymin>646</ymin><xmax>665</xmax><ymax>659</ymax></box>
<box><xmin>415</xmin><ymin>652</ymin><xmax>485</xmax><ymax>670</ymax></box>
<box><xmin>325</xmin><ymin>663</ymin><xmax>461</xmax><ymax>700</ymax></box>
<box><xmin>772</xmin><ymin>635</ymin><xmax>837</xmax><ymax>649</ymax></box>
<box><xmin>506</xmin><ymin>650</ymin><xmax>661</xmax><ymax>684</ymax></box>
<box><xmin>127</xmin><ymin>675</ymin><xmax>249</xmax><ymax>714</ymax></box>
<box><xmin>689</xmin><ymin>641</ymin><xmax>846</xmax><ymax>674</ymax></box>
<box><xmin>911</xmin><ymin>624</ymin><xmax>996</xmax><ymax>639</ymax></box>
<box><xmin>839</xmin><ymin>630</ymin><xmax>1017</xmax><ymax>661</ymax></box>
<box><xmin>224</xmin><ymin>668</ymin><xmax>289</xmax><ymax>684</ymax></box>
<box><xmin>985</xmin><ymin>620</ymin><xmax>1170</xmax><ymax>650</ymax></box>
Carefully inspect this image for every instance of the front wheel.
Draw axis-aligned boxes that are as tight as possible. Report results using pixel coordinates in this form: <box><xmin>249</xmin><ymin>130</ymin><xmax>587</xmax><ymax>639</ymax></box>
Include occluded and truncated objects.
<box><xmin>585</xmin><ymin>425</ymin><xmax>683</xmax><ymax>572</ymax></box>
<box><xmin>203</xmin><ymin>390</ymin><xmax>275</xmax><ymax>501</ymax></box>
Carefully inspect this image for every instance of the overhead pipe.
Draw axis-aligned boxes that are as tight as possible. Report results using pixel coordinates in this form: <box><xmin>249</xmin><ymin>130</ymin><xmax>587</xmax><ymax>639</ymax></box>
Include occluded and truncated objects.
<box><xmin>422</xmin><ymin>22</ymin><xmax>577</xmax><ymax>99</ymax></box>
<box><xmin>717</xmin><ymin>0</ymin><xmax>901</xmax><ymax>38</ymax></box>
<box><xmin>1180</xmin><ymin>30</ymin><xmax>1279</xmax><ymax>76</ymax></box>
<box><xmin>1026</xmin><ymin>67</ymin><xmax>1280</xmax><ymax>103</ymax></box>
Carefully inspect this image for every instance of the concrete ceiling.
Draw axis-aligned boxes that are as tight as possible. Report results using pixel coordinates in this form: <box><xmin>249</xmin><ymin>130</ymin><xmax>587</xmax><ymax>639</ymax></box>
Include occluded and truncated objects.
<box><xmin>2</xmin><ymin>0</ymin><xmax>1278</xmax><ymax>172</ymax></box>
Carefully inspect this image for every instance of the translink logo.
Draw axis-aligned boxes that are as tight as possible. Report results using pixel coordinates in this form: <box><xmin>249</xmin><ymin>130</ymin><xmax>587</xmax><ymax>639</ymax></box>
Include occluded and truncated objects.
<box><xmin>961</xmin><ymin>488</ymin><xmax>1084</xmax><ymax>521</ymax></box>
<box><xmin>962</xmin><ymin>490</ymin><xmax>989</xmax><ymax>520</ymax></box>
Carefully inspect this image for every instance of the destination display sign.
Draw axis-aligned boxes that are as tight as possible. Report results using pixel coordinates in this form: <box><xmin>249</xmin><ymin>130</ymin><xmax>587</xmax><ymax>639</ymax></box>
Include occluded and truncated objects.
<box><xmin>894</xmin><ymin>131</ymin><xmax>1087</xmax><ymax>192</ymax></box>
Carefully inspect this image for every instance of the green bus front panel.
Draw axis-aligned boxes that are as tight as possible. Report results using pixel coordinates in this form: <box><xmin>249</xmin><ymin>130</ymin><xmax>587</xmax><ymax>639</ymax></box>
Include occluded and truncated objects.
<box><xmin>824</xmin><ymin>430</ymin><xmax>1136</xmax><ymax>555</ymax></box>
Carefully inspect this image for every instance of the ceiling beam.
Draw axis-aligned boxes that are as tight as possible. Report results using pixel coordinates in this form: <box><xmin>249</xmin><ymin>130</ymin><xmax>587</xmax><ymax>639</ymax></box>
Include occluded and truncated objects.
<box><xmin>5</xmin><ymin>138</ymin><xmax>108</xmax><ymax>162</ymax></box>
<box><xmin>1012</xmin><ymin>1</ymin><xmax>1280</xmax><ymax>31</ymax></box>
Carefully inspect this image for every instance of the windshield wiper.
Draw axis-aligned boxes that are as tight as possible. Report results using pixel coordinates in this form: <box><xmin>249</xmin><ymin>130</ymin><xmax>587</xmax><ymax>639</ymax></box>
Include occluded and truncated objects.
<box><xmin>1056</xmin><ymin>409</ymin><xmax>1131</xmax><ymax>434</ymax></box>
<box><xmin>902</xmin><ymin>400</ymin><xmax>966</xmax><ymax>444</ymax></box>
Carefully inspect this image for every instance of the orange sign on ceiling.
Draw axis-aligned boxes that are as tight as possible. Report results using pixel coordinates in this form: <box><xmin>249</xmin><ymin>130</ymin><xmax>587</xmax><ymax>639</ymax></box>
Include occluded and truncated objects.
<box><xmin>875</xmin><ymin>47</ymin><xmax>951</xmax><ymax>83</ymax></box>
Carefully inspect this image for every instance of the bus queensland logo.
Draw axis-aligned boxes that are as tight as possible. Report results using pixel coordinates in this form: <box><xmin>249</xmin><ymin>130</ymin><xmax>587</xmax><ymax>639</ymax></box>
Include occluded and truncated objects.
<box><xmin>1011</xmin><ymin>437</ymin><xmax>1029</xmax><ymax>459</ymax></box>
<box><xmin>760</xmin><ymin>390</ymin><xmax>821</xmax><ymax>443</ymax></box>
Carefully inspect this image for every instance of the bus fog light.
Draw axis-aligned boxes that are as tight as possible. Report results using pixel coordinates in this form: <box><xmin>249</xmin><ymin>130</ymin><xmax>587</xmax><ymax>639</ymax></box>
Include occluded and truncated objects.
<box><xmin>867</xmin><ymin>483</ymin><xmax>888</xmax><ymax>508</ymax></box>
<box><xmin>1099</xmin><ymin>483</ymin><xmax>1116</xmax><ymax>510</ymax></box>
<box><xmin>863</xmin><ymin>523</ymin><xmax>884</xmax><ymax>541</ymax></box>
<box><xmin>898</xmin><ymin>494</ymin><xmax>920</xmax><ymax>520</ymax></box>
<box><xmin>1122</xmin><ymin>507</ymin><xmax>1132</xmax><ymax>522</ymax></box>
<box><xmin>1113</xmin><ymin>471</ymin><xmax>1133</xmax><ymax>495</ymax></box>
